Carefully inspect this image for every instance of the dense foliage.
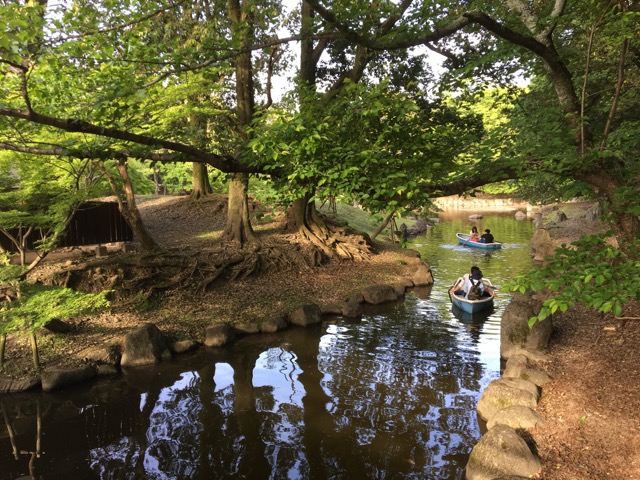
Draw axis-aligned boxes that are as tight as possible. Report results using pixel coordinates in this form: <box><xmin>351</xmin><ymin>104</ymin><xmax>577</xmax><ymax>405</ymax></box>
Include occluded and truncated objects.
<box><xmin>1</xmin><ymin>0</ymin><xmax>639</xmax><ymax>322</ymax></box>
<box><xmin>508</xmin><ymin>234</ymin><xmax>640</xmax><ymax>325</ymax></box>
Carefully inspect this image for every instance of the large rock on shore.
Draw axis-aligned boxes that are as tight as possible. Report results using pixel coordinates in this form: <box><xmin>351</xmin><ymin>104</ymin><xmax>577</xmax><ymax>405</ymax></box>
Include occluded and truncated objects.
<box><xmin>501</xmin><ymin>293</ymin><xmax>552</xmax><ymax>358</ymax></box>
<box><xmin>466</xmin><ymin>424</ymin><xmax>542</xmax><ymax>480</ymax></box>
<box><xmin>121</xmin><ymin>324</ymin><xmax>172</xmax><ymax>367</ymax></box>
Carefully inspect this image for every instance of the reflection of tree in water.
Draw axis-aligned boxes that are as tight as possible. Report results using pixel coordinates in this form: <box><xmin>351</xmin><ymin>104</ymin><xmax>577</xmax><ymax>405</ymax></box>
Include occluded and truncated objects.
<box><xmin>315</xmin><ymin>297</ymin><xmax>488</xmax><ymax>478</ymax></box>
<box><xmin>1</xmin><ymin>399</ymin><xmax>42</xmax><ymax>480</ymax></box>
<box><xmin>0</xmin><ymin>295</ymin><xmax>497</xmax><ymax>479</ymax></box>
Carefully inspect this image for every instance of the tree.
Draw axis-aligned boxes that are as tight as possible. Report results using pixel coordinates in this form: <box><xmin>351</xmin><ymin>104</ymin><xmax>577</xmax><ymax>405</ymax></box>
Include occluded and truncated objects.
<box><xmin>305</xmin><ymin>0</ymin><xmax>639</xmax><ymax>245</ymax></box>
<box><xmin>0</xmin><ymin>258</ymin><xmax>110</xmax><ymax>370</ymax></box>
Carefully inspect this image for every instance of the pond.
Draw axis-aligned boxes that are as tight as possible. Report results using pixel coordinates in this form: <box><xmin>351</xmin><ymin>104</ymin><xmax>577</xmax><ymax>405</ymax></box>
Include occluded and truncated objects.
<box><xmin>0</xmin><ymin>211</ymin><xmax>536</xmax><ymax>480</ymax></box>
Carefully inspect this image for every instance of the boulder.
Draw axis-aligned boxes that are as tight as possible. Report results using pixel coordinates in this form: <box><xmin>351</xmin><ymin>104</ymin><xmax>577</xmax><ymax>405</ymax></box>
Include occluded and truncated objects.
<box><xmin>390</xmin><ymin>283</ymin><xmax>407</xmax><ymax>297</ymax></box>
<box><xmin>288</xmin><ymin>304</ymin><xmax>322</xmax><ymax>327</ymax></box>
<box><xmin>95</xmin><ymin>364</ymin><xmax>119</xmax><ymax>376</ymax></box>
<box><xmin>121</xmin><ymin>324</ymin><xmax>172</xmax><ymax>367</ymax></box>
<box><xmin>361</xmin><ymin>284</ymin><xmax>398</xmax><ymax>305</ymax></box>
<box><xmin>234</xmin><ymin>322</ymin><xmax>260</xmax><ymax>335</ymax></box>
<box><xmin>486</xmin><ymin>405</ymin><xmax>545</xmax><ymax>430</ymax></box>
<box><xmin>514</xmin><ymin>211</ymin><xmax>527</xmax><ymax>220</ymax></box>
<box><xmin>530</xmin><ymin>228</ymin><xmax>555</xmax><ymax>263</ymax></box>
<box><xmin>477</xmin><ymin>377</ymin><xmax>539</xmax><ymax>421</ymax></box>
<box><xmin>41</xmin><ymin>365</ymin><xmax>96</xmax><ymax>392</ymax></box>
<box><xmin>341</xmin><ymin>300</ymin><xmax>363</xmax><ymax>319</ymax></box>
<box><xmin>204</xmin><ymin>324</ymin><xmax>236</xmax><ymax>347</ymax></box>
<box><xmin>0</xmin><ymin>376</ymin><xmax>41</xmax><ymax>394</ymax></box>
<box><xmin>501</xmin><ymin>293</ymin><xmax>552</xmax><ymax>358</ymax></box>
<box><xmin>170</xmin><ymin>340</ymin><xmax>200</xmax><ymax>354</ymax></box>
<box><xmin>508</xmin><ymin>367</ymin><xmax>552</xmax><ymax>387</ymax></box>
<box><xmin>260</xmin><ymin>316</ymin><xmax>289</xmax><ymax>333</ymax></box>
<box><xmin>412</xmin><ymin>262</ymin><xmax>434</xmax><ymax>286</ymax></box>
<box><xmin>77</xmin><ymin>345</ymin><xmax>121</xmax><ymax>366</ymax></box>
<box><xmin>320</xmin><ymin>303</ymin><xmax>343</xmax><ymax>315</ymax></box>
<box><xmin>466</xmin><ymin>424</ymin><xmax>542</xmax><ymax>480</ymax></box>
<box><xmin>503</xmin><ymin>353</ymin><xmax>551</xmax><ymax>386</ymax></box>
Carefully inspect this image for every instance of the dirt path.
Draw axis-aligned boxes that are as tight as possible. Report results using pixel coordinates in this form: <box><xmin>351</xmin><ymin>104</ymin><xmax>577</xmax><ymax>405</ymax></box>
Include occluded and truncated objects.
<box><xmin>532</xmin><ymin>302</ymin><xmax>640</xmax><ymax>479</ymax></box>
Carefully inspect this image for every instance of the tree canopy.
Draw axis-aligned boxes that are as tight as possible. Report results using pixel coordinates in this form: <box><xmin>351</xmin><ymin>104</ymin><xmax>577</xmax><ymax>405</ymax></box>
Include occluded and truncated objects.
<box><xmin>1</xmin><ymin>0</ymin><xmax>639</xmax><ymax>312</ymax></box>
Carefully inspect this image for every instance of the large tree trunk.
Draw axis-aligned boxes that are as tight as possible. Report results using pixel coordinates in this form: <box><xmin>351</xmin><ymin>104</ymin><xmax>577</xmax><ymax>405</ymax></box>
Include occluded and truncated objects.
<box><xmin>287</xmin><ymin>195</ymin><xmax>334</xmax><ymax>259</ymax></box>
<box><xmin>221</xmin><ymin>0</ymin><xmax>258</xmax><ymax>247</ymax></box>
<box><xmin>99</xmin><ymin>161</ymin><xmax>158</xmax><ymax>251</ymax></box>
<box><xmin>191</xmin><ymin>162</ymin><xmax>212</xmax><ymax>199</ymax></box>
<box><xmin>222</xmin><ymin>173</ymin><xmax>259</xmax><ymax>245</ymax></box>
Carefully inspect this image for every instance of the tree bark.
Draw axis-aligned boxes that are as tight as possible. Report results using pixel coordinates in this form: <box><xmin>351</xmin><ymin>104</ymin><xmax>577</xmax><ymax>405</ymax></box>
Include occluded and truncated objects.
<box><xmin>287</xmin><ymin>195</ymin><xmax>334</xmax><ymax>259</ymax></box>
<box><xmin>222</xmin><ymin>173</ymin><xmax>259</xmax><ymax>245</ymax></box>
<box><xmin>191</xmin><ymin>162</ymin><xmax>212</xmax><ymax>199</ymax></box>
<box><xmin>221</xmin><ymin>0</ymin><xmax>259</xmax><ymax>246</ymax></box>
<box><xmin>98</xmin><ymin>162</ymin><xmax>158</xmax><ymax>251</ymax></box>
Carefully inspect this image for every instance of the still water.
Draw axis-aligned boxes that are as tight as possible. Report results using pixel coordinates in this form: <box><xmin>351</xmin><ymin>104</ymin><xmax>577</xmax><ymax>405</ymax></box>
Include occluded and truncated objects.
<box><xmin>1</xmin><ymin>212</ymin><xmax>535</xmax><ymax>480</ymax></box>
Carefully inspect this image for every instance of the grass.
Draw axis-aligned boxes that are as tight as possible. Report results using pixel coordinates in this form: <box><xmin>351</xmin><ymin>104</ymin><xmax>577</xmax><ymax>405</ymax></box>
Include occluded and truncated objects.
<box><xmin>316</xmin><ymin>201</ymin><xmax>417</xmax><ymax>237</ymax></box>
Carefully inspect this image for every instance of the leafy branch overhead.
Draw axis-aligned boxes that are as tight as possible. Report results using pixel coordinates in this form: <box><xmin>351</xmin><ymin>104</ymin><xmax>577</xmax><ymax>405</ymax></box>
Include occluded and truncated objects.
<box><xmin>507</xmin><ymin>234</ymin><xmax>640</xmax><ymax>326</ymax></box>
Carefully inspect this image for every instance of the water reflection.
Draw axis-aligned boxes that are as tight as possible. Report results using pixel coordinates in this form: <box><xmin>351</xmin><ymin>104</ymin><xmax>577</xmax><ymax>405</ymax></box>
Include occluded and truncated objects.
<box><xmin>0</xmin><ymin>211</ymin><xmax>535</xmax><ymax>480</ymax></box>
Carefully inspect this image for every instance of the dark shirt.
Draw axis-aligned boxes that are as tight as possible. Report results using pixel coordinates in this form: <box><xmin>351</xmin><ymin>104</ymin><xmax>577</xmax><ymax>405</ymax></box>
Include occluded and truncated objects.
<box><xmin>480</xmin><ymin>233</ymin><xmax>494</xmax><ymax>243</ymax></box>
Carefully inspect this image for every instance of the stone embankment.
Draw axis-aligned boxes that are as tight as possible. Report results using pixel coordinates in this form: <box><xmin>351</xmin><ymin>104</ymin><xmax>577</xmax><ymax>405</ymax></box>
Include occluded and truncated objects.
<box><xmin>465</xmin><ymin>292</ymin><xmax>552</xmax><ymax>479</ymax></box>
<box><xmin>0</xmin><ymin>261</ymin><xmax>434</xmax><ymax>393</ymax></box>
<box><xmin>464</xmin><ymin>201</ymin><xmax>603</xmax><ymax>479</ymax></box>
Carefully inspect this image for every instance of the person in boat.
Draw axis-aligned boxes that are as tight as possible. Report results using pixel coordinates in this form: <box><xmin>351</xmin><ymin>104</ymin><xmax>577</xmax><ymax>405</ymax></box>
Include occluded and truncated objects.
<box><xmin>479</xmin><ymin>229</ymin><xmax>494</xmax><ymax>243</ymax></box>
<box><xmin>469</xmin><ymin>226</ymin><xmax>480</xmax><ymax>241</ymax></box>
<box><xmin>450</xmin><ymin>266</ymin><xmax>495</xmax><ymax>299</ymax></box>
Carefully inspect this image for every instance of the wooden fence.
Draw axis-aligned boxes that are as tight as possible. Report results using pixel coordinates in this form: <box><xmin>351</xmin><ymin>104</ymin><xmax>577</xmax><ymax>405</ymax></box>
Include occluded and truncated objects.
<box><xmin>0</xmin><ymin>202</ymin><xmax>133</xmax><ymax>252</ymax></box>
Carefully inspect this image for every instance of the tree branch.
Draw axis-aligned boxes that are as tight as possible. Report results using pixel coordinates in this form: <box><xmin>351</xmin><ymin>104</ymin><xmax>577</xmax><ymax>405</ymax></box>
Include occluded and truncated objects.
<box><xmin>0</xmin><ymin>109</ymin><xmax>258</xmax><ymax>173</ymax></box>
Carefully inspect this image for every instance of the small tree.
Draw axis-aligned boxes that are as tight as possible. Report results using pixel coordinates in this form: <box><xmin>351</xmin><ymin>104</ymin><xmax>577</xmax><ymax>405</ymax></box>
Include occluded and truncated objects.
<box><xmin>0</xmin><ymin>259</ymin><xmax>110</xmax><ymax>371</ymax></box>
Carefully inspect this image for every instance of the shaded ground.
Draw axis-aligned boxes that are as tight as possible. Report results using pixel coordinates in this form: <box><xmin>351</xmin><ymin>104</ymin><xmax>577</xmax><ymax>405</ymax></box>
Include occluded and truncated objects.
<box><xmin>2</xmin><ymin>196</ymin><xmax>639</xmax><ymax>479</ymax></box>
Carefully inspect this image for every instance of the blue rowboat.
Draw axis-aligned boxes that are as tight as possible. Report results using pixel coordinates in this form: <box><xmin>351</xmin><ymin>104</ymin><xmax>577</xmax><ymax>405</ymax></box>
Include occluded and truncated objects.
<box><xmin>449</xmin><ymin>290</ymin><xmax>494</xmax><ymax>314</ymax></box>
<box><xmin>456</xmin><ymin>233</ymin><xmax>502</xmax><ymax>250</ymax></box>
<box><xmin>448</xmin><ymin>277</ymin><xmax>496</xmax><ymax>314</ymax></box>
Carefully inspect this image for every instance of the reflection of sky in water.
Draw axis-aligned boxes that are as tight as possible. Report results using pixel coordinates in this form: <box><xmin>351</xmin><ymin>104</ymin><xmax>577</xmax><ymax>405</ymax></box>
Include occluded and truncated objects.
<box><xmin>213</xmin><ymin>362</ymin><xmax>234</xmax><ymax>392</ymax></box>
<box><xmin>253</xmin><ymin>348</ymin><xmax>304</xmax><ymax>410</ymax></box>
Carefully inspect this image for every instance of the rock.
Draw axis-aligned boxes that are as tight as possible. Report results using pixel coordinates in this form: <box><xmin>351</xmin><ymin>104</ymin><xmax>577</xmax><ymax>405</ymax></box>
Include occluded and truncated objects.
<box><xmin>501</xmin><ymin>293</ymin><xmax>552</xmax><ymax>358</ymax></box>
<box><xmin>551</xmin><ymin>210</ymin><xmax>568</xmax><ymax>223</ymax></box>
<box><xmin>41</xmin><ymin>365</ymin><xmax>96</xmax><ymax>392</ymax></box>
<box><xmin>530</xmin><ymin>228</ymin><xmax>555</xmax><ymax>263</ymax></box>
<box><xmin>0</xmin><ymin>376</ymin><xmax>41</xmax><ymax>394</ymax></box>
<box><xmin>234</xmin><ymin>322</ymin><xmax>260</xmax><ymax>335</ymax></box>
<box><xmin>77</xmin><ymin>345</ymin><xmax>121</xmax><ymax>366</ymax></box>
<box><xmin>399</xmin><ymin>277</ymin><xmax>415</xmax><ymax>288</ymax></box>
<box><xmin>477</xmin><ymin>378</ymin><xmax>539</xmax><ymax>421</ymax></box>
<box><xmin>412</xmin><ymin>262</ymin><xmax>434</xmax><ymax>286</ymax></box>
<box><xmin>288</xmin><ymin>304</ymin><xmax>322</xmax><ymax>327</ymax></box>
<box><xmin>466</xmin><ymin>424</ymin><xmax>542</xmax><ymax>480</ymax></box>
<box><xmin>260</xmin><ymin>316</ymin><xmax>289</xmax><ymax>333</ymax></box>
<box><xmin>204</xmin><ymin>324</ymin><xmax>236</xmax><ymax>347</ymax></box>
<box><xmin>341</xmin><ymin>300</ymin><xmax>363</xmax><ymax>318</ymax></box>
<box><xmin>506</xmin><ymin>367</ymin><xmax>552</xmax><ymax>387</ymax></box>
<box><xmin>486</xmin><ymin>405</ymin><xmax>545</xmax><ymax>430</ymax></box>
<box><xmin>95</xmin><ymin>364</ymin><xmax>119</xmax><ymax>376</ymax></box>
<box><xmin>121</xmin><ymin>324</ymin><xmax>172</xmax><ymax>367</ymax></box>
<box><xmin>514</xmin><ymin>211</ymin><xmax>527</xmax><ymax>220</ymax></box>
<box><xmin>170</xmin><ymin>340</ymin><xmax>200</xmax><ymax>354</ymax></box>
<box><xmin>361</xmin><ymin>284</ymin><xmax>398</xmax><ymax>305</ymax></box>
<box><xmin>347</xmin><ymin>293</ymin><xmax>364</xmax><ymax>304</ymax></box>
<box><xmin>503</xmin><ymin>353</ymin><xmax>552</xmax><ymax>387</ymax></box>
<box><xmin>469</xmin><ymin>214</ymin><xmax>484</xmax><ymax>219</ymax></box>
<box><xmin>320</xmin><ymin>303</ymin><xmax>343</xmax><ymax>315</ymax></box>
<box><xmin>390</xmin><ymin>283</ymin><xmax>407</xmax><ymax>297</ymax></box>
<box><xmin>503</xmin><ymin>353</ymin><xmax>530</xmax><ymax>375</ymax></box>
